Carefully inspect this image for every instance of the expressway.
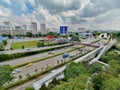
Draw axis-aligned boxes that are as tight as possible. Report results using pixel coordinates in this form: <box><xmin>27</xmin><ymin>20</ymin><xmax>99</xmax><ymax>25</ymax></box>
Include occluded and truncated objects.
<box><xmin>12</xmin><ymin>46</ymin><xmax>94</xmax><ymax>81</ymax></box>
<box><xmin>0</xmin><ymin>46</ymin><xmax>75</xmax><ymax>66</ymax></box>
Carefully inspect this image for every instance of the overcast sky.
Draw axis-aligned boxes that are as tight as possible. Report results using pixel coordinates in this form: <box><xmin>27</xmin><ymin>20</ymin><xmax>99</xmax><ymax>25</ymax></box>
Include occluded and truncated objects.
<box><xmin>0</xmin><ymin>0</ymin><xmax>120</xmax><ymax>30</ymax></box>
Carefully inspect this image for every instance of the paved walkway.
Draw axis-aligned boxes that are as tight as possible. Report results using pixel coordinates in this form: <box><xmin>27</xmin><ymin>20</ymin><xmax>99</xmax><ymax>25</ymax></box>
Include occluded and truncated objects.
<box><xmin>4</xmin><ymin>39</ymin><xmax>13</xmax><ymax>50</ymax></box>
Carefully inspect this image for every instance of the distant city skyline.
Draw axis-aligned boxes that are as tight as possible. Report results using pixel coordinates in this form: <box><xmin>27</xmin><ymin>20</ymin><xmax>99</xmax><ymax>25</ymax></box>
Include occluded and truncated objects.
<box><xmin>0</xmin><ymin>0</ymin><xmax>120</xmax><ymax>30</ymax></box>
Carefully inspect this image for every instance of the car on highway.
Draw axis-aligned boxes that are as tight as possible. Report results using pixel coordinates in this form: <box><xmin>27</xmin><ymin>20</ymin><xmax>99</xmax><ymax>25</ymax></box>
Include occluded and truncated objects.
<box><xmin>48</xmin><ymin>52</ymin><xmax>55</xmax><ymax>54</ymax></box>
<box><xmin>26</xmin><ymin>63</ymin><xmax>33</xmax><ymax>67</ymax></box>
<box><xmin>15</xmin><ymin>68</ymin><xmax>21</xmax><ymax>72</ymax></box>
<box><xmin>12</xmin><ymin>71</ymin><xmax>16</xmax><ymax>74</ymax></box>
<box><xmin>26</xmin><ymin>48</ymin><xmax>31</xmax><ymax>50</ymax></box>
<box><xmin>12</xmin><ymin>68</ymin><xmax>21</xmax><ymax>74</ymax></box>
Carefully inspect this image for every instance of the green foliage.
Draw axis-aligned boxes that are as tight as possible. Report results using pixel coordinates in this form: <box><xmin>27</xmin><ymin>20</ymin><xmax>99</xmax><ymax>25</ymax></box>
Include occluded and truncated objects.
<box><xmin>0</xmin><ymin>65</ymin><xmax>13</xmax><ymax>88</ymax></box>
<box><xmin>38</xmin><ymin>32</ymin><xmax>42</xmax><ymax>37</ymax></box>
<box><xmin>71</xmin><ymin>35</ymin><xmax>80</xmax><ymax>41</ymax></box>
<box><xmin>101</xmin><ymin>51</ymin><xmax>120</xmax><ymax>63</ymax></box>
<box><xmin>52</xmin><ymin>74</ymin><xmax>89</xmax><ymax>90</ymax></box>
<box><xmin>39</xmin><ymin>78</ymin><xmax>60</xmax><ymax>90</ymax></box>
<box><xmin>47</xmin><ymin>32</ymin><xmax>59</xmax><ymax>38</ymax></box>
<box><xmin>89</xmin><ymin>63</ymin><xmax>103</xmax><ymax>73</ymax></box>
<box><xmin>2</xmin><ymin>40</ymin><xmax>7</xmax><ymax>45</ymax></box>
<box><xmin>25</xmin><ymin>87</ymin><xmax>34</xmax><ymax>90</ymax></box>
<box><xmin>26</xmin><ymin>32</ymin><xmax>33</xmax><ymax>37</ymax></box>
<box><xmin>22</xmin><ymin>45</ymin><xmax>25</xmax><ymax>49</ymax></box>
<box><xmin>0</xmin><ymin>53</ymin><xmax>7</xmax><ymax>62</ymax></box>
<box><xmin>39</xmin><ymin>84</ymin><xmax>49</xmax><ymax>90</ymax></box>
<box><xmin>2</xmin><ymin>33</ymin><xmax>12</xmax><ymax>38</ymax></box>
<box><xmin>11</xmin><ymin>41</ymin><xmax>39</xmax><ymax>49</ymax></box>
<box><xmin>101</xmin><ymin>77</ymin><xmax>120</xmax><ymax>90</ymax></box>
<box><xmin>116</xmin><ymin>44</ymin><xmax>120</xmax><ymax>50</ymax></box>
<box><xmin>0</xmin><ymin>43</ymin><xmax>4</xmax><ymax>51</ymax></box>
<box><xmin>64</xmin><ymin>62</ymin><xmax>86</xmax><ymax>80</ymax></box>
<box><xmin>37</xmin><ymin>42</ymin><xmax>45</xmax><ymax>47</ymax></box>
<box><xmin>93</xmin><ymin>31</ymin><xmax>101</xmax><ymax>36</ymax></box>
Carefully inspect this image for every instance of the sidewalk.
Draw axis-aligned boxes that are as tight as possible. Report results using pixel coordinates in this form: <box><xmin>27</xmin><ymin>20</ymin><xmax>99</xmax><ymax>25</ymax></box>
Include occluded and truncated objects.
<box><xmin>4</xmin><ymin>39</ymin><xmax>13</xmax><ymax>50</ymax></box>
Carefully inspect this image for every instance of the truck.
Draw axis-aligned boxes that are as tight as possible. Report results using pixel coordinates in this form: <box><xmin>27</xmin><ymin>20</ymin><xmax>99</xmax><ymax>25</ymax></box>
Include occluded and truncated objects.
<box><xmin>62</xmin><ymin>53</ymin><xmax>69</xmax><ymax>58</ymax></box>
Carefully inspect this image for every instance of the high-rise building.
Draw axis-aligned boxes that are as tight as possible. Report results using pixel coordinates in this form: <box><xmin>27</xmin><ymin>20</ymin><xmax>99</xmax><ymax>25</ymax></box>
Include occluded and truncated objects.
<box><xmin>22</xmin><ymin>25</ymin><xmax>27</xmax><ymax>34</ymax></box>
<box><xmin>59</xmin><ymin>26</ymin><xmax>68</xmax><ymax>35</ymax></box>
<box><xmin>31</xmin><ymin>22</ymin><xmax>37</xmax><ymax>35</ymax></box>
<box><xmin>40</xmin><ymin>23</ymin><xmax>48</xmax><ymax>34</ymax></box>
<box><xmin>22</xmin><ymin>25</ymin><xmax>27</xmax><ymax>30</ymax></box>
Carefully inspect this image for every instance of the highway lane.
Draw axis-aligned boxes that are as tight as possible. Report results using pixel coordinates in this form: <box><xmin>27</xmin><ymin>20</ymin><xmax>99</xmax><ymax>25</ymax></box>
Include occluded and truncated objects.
<box><xmin>0</xmin><ymin>46</ymin><xmax>75</xmax><ymax>66</ymax></box>
<box><xmin>12</xmin><ymin>46</ymin><xmax>94</xmax><ymax>81</ymax></box>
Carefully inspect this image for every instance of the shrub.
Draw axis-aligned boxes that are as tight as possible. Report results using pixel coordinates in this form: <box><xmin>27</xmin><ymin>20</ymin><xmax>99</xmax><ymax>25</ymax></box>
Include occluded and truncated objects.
<box><xmin>2</xmin><ymin>40</ymin><xmax>7</xmax><ymax>45</ymax></box>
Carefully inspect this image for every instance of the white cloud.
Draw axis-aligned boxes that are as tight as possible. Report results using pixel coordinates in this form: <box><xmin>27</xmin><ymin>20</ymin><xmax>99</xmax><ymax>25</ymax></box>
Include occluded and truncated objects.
<box><xmin>0</xmin><ymin>0</ymin><xmax>120</xmax><ymax>30</ymax></box>
<box><xmin>0</xmin><ymin>6</ymin><xmax>12</xmax><ymax>17</ymax></box>
<box><xmin>4</xmin><ymin>0</ymin><xmax>11</xmax><ymax>5</ymax></box>
<box><xmin>21</xmin><ymin>4</ymin><xmax>28</xmax><ymax>11</ymax></box>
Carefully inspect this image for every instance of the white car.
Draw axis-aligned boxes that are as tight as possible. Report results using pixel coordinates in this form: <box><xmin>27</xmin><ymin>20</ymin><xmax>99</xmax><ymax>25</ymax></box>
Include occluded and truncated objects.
<box><xmin>12</xmin><ymin>71</ymin><xmax>16</xmax><ymax>74</ymax></box>
<box><xmin>14</xmin><ymin>68</ymin><xmax>21</xmax><ymax>73</ymax></box>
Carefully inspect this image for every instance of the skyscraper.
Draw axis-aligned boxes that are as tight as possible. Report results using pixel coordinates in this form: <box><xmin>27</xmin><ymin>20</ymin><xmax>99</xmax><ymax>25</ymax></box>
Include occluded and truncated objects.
<box><xmin>31</xmin><ymin>22</ymin><xmax>37</xmax><ymax>35</ymax></box>
<box><xmin>40</xmin><ymin>23</ymin><xmax>48</xmax><ymax>34</ymax></box>
<box><xmin>59</xmin><ymin>26</ymin><xmax>68</xmax><ymax>35</ymax></box>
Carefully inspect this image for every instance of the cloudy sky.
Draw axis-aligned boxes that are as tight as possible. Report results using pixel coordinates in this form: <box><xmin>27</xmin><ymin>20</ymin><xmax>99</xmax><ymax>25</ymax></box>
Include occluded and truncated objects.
<box><xmin>0</xmin><ymin>0</ymin><xmax>120</xmax><ymax>30</ymax></box>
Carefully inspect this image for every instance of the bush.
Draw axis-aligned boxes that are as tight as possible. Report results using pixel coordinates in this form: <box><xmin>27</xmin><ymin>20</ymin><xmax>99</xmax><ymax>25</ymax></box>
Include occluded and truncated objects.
<box><xmin>2</xmin><ymin>40</ymin><xmax>7</xmax><ymax>45</ymax></box>
<box><xmin>25</xmin><ymin>87</ymin><xmax>34</xmax><ymax>90</ymax></box>
<box><xmin>37</xmin><ymin>42</ymin><xmax>44</xmax><ymax>47</ymax></box>
<box><xmin>22</xmin><ymin>45</ymin><xmax>25</xmax><ymax>49</ymax></box>
<box><xmin>0</xmin><ymin>44</ymin><xmax>4</xmax><ymax>51</ymax></box>
<box><xmin>116</xmin><ymin>44</ymin><xmax>120</xmax><ymax>50</ymax></box>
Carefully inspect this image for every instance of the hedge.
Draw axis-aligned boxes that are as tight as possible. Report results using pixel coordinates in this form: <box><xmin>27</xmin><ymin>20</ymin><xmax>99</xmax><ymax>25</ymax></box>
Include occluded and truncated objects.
<box><xmin>1</xmin><ymin>49</ymin><xmax>94</xmax><ymax>90</ymax></box>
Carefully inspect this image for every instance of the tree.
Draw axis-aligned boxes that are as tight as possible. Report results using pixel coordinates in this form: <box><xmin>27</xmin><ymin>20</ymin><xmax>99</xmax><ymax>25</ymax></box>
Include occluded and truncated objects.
<box><xmin>64</xmin><ymin>62</ymin><xmax>86</xmax><ymax>80</ymax></box>
<box><xmin>0</xmin><ymin>65</ymin><xmax>13</xmax><ymax>88</ymax></box>
<box><xmin>38</xmin><ymin>32</ymin><xmax>42</xmax><ymax>37</ymax></box>
<box><xmin>101</xmin><ymin>77</ymin><xmax>120</xmax><ymax>90</ymax></box>
<box><xmin>37</xmin><ymin>42</ymin><xmax>44</xmax><ymax>47</ymax></box>
<box><xmin>26</xmin><ymin>32</ymin><xmax>33</xmax><ymax>37</ymax></box>
<box><xmin>0</xmin><ymin>44</ymin><xmax>4</xmax><ymax>51</ymax></box>
<box><xmin>22</xmin><ymin>45</ymin><xmax>25</xmax><ymax>49</ymax></box>
<box><xmin>93</xmin><ymin>31</ymin><xmax>101</xmax><ymax>36</ymax></box>
<box><xmin>71</xmin><ymin>35</ymin><xmax>80</xmax><ymax>41</ymax></box>
<box><xmin>25</xmin><ymin>87</ymin><xmax>34</xmax><ymax>90</ymax></box>
<box><xmin>39</xmin><ymin>84</ymin><xmax>48</xmax><ymax>90</ymax></box>
<box><xmin>2</xmin><ymin>40</ymin><xmax>7</xmax><ymax>45</ymax></box>
<box><xmin>0</xmin><ymin>53</ymin><xmax>7</xmax><ymax>62</ymax></box>
<box><xmin>47</xmin><ymin>32</ymin><xmax>59</xmax><ymax>38</ymax></box>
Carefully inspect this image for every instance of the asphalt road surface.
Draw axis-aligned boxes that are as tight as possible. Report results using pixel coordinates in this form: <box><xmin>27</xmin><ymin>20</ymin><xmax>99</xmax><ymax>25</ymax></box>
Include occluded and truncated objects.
<box><xmin>0</xmin><ymin>46</ymin><xmax>74</xmax><ymax>66</ymax></box>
